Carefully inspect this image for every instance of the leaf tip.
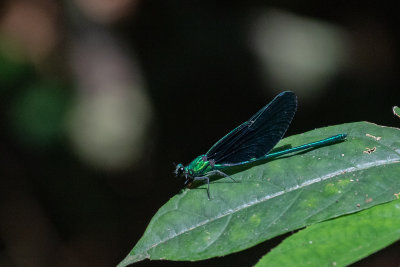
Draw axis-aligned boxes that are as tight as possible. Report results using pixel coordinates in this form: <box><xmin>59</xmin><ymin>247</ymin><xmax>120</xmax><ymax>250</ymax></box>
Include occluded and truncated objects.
<box><xmin>117</xmin><ymin>252</ymin><xmax>148</xmax><ymax>267</ymax></box>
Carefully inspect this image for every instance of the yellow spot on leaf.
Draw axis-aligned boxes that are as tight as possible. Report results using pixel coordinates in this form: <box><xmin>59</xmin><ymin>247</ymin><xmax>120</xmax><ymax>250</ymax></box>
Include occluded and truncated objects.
<box><xmin>249</xmin><ymin>214</ymin><xmax>261</xmax><ymax>227</ymax></box>
<box><xmin>325</xmin><ymin>183</ymin><xmax>338</xmax><ymax>195</ymax></box>
<box><xmin>337</xmin><ymin>179</ymin><xmax>350</xmax><ymax>187</ymax></box>
<box><xmin>300</xmin><ymin>197</ymin><xmax>318</xmax><ymax>208</ymax></box>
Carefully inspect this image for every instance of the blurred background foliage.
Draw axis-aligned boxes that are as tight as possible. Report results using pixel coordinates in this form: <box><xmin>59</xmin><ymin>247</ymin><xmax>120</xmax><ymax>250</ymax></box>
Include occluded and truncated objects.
<box><xmin>0</xmin><ymin>1</ymin><xmax>399</xmax><ymax>266</ymax></box>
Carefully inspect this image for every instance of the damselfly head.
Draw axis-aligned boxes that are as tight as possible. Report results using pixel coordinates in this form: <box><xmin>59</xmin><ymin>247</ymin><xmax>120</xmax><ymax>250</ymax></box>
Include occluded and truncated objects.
<box><xmin>174</xmin><ymin>163</ymin><xmax>185</xmax><ymax>178</ymax></box>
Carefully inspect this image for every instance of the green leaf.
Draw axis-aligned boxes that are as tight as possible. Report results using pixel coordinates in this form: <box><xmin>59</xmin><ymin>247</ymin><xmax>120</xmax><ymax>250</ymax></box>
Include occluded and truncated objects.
<box><xmin>119</xmin><ymin>122</ymin><xmax>400</xmax><ymax>267</ymax></box>
<box><xmin>393</xmin><ymin>106</ymin><xmax>400</xmax><ymax>118</ymax></box>
<box><xmin>255</xmin><ymin>199</ymin><xmax>400</xmax><ymax>267</ymax></box>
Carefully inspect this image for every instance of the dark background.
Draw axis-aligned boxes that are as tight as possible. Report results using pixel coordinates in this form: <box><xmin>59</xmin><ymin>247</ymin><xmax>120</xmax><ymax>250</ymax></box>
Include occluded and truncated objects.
<box><xmin>1</xmin><ymin>1</ymin><xmax>399</xmax><ymax>266</ymax></box>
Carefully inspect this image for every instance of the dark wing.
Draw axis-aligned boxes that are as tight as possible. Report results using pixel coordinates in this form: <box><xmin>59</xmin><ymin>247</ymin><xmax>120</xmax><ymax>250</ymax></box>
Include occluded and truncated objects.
<box><xmin>206</xmin><ymin>91</ymin><xmax>297</xmax><ymax>164</ymax></box>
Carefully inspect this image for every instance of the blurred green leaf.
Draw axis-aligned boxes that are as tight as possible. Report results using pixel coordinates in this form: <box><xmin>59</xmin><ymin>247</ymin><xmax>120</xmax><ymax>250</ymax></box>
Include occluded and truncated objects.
<box><xmin>9</xmin><ymin>80</ymin><xmax>71</xmax><ymax>146</ymax></box>
<box><xmin>119</xmin><ymin>122</ymin><xmax>400</xmax><ymax>266</ymax></box>
<box><xmin>0</xmin><ymin>38</ymin><xmax>34</xmax><ymax>89</ymax></box>
<box><xmin>255</xmin><ymin>199</ymin><xmax>400</xmax><ymax>267</ymax></box>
